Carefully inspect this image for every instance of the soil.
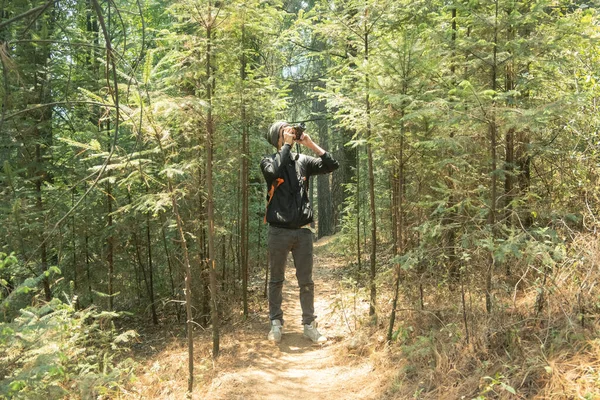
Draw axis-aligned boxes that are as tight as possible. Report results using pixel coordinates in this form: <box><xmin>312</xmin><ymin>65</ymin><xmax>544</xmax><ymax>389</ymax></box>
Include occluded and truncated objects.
<box><xmin>129</xmin><ymin>236</ymin><xmax>390</xmax><ymax>400</ymax></box>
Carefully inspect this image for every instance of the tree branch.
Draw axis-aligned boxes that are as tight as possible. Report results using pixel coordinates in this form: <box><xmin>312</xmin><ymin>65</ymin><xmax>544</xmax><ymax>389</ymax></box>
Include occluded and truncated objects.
<box><xmin>1</xmin><ymin>101</ymin><xmax>116</xmax><ymax>122</ymax></box>
<box><xmin>19</xmin><ymin>0</ymin><xmax>55</xmax><ymax>37</ymax></box>
<box><xmin>0</xmin><ymin>0</ymin><xmax>53</xmax><ymax>31</ymax></box>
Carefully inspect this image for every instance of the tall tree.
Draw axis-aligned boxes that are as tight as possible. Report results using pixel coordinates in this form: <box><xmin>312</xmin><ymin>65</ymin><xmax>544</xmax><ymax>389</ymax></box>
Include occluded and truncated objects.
<box><xmin>202</xmin><ymin>0</ymin><xmax>220</xmax><ymax>358</ymax></box>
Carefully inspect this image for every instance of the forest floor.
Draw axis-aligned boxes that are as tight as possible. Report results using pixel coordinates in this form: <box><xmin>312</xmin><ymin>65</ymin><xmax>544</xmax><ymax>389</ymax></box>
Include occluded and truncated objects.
<box><xmin>127</xmin><ymin>236</ymin><xmax>393</xmax><ymax>400</ymax></box>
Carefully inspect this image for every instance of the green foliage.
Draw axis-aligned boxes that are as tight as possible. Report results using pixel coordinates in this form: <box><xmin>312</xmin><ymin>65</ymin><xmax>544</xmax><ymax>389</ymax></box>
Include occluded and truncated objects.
<box><xmin>0</xmin><ymin>253</ymin><xmax>61</xmax><ymax>323</ymax></box>
<box><xmin>0</xmin><ymin>298</ymin><xmax>137</xmax><ymax>399</ymax></box>
<box><xmin>477</xmin><ymin>373</ymin><xmax>517</xmax><ymax>398</ymax></box>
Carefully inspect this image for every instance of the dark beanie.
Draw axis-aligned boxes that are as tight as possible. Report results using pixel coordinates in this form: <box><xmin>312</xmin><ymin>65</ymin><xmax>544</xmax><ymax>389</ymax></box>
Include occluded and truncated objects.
<box><xmin>265</xmin><ymin>121</ymin><xmax>288</xmax><ymax>147</ymax></box>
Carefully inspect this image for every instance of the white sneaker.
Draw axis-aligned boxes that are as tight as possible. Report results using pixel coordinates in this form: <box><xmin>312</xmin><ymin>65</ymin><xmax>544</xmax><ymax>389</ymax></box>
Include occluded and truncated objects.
<box><xmin>267</xmin><ymin>320</ymin><xmax>283</xmax><ymax>343</ymax></box>
<box><xmin>303</xmin><ymin>321</ymin><xmax>327</xmax><ymax>343</ymax></box>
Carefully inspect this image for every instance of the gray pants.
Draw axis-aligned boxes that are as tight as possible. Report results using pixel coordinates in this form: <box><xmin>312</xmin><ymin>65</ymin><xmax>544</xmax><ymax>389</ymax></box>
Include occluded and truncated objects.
<box><xmin>268</xmin><ymin>226</ymin><xmax>315</xmax><ymax>326</ymax></box>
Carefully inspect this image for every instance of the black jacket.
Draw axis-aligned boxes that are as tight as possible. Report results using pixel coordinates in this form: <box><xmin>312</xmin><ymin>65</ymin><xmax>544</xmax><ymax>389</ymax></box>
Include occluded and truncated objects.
<box><xmin>261</xmin><ymin>143</ymin><xmax>339</xmax><ymax>229</ymax></box>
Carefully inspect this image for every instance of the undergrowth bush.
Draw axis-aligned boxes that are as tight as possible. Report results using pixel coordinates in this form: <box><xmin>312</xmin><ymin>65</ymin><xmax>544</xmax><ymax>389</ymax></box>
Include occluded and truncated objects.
<box><xmin>0</xmin><ymin>253</ymin><xmax>138</xmax><ymax>399</ymax></box>
<box><xmin>328</xmin><ymin>228</ymin><xmax>600</xmax><ymax>399</ymax></box>
<box><xmin>379</xmin><ymin>232</ymin><xmax>600</xmax><ymax>399</ymax></box>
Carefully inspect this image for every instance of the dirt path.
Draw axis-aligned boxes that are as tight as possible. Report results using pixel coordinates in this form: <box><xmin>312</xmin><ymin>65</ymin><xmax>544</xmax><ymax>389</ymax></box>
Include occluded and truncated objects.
<box><xmin>198</xmin><ymin>237</ymin><xmax>385</xmax><ymax>400</ymax></box>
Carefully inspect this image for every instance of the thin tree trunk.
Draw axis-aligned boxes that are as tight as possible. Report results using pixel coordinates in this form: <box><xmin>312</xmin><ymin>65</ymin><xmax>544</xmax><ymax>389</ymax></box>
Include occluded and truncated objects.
<box><xmin>313</xmin><ymin>38</ymin><xmax>334</xmax><ymax>237</ymax></box>
<box><xmin>364</xmin><ymin>14</ymin><xmax>377</xmax><ymax>318</ymax></box>
<box><xmin>105</xmin><ymin>129</ymin><xmax>114</xmax><ymax>312</ymax></box>
<box><xmin>205</xmin><ymin>5</ymin><xmax>220</xmax><ymax>358</ymax></box>
<box><xmin>161</xmin><ymin>218</ymin><xmax>176</xmax><ymax>297</ymax></box>
<box><xmin>84</xmin><ymin>0</ymin><xmax>98</xmax><ymax>308</ymax></box>
<box><xmin>160</xmin><ymin>215</ymin><xmax>178</xmax><ymax>321</ymax></box>
<box><xmin>517</xmin><ymin>130</ymin><xmax>531</xmax><ymax>227</ymax></box>
<box><xmin>229</xmin><ymin>234</ymin><xmax>236</xmax><ymax>295</ymax></box>
<box><xmin>146</xmin><ymin>213</ymin><xmax>158</xmax><ymax>325</ymax></box>
<box><xmin>197</xmin><ymin>166</ymin><xmax>210</xmax><ymax>326</ymax></box>
<box><xmin>504</xmin><ymin>6</ymin><xmax>516</xmax><ymax>233</ymax></box>
<box><xmin>221</xmin><ymin>235</ymin><xmax>227</xmax><ymax>292</ymax></box>
<box><xmin>367</xmin><ymin>142</ymin><xmax>376</xmax><ymax>317</ymax></box>
<box><xmin>486</xmin><ymin>0</ymin><xmax>500</xmax><ymax>314</ymax></box>
<box><xmin>106</xmin><ymin>158</ymin><xmax>114</xmax><ymax>311</ymax></box>
<box><xmin>85</xmin><ymin>181</ymin><xmax>93</xmax><ymax>305</ymax></box>
<box><xmin>34</xmin><ymin>142</ymin><xmax>51</xmax><ymax>301</ymax></box>
<box><xmin>460</xmin><ymin>271</ymin><xmax>469</xmax><ymax>344</ymax></box>
<box><xmin>4</xmin><ymin>164</ymin><xmax>27</xmax><ymax>260</ymax></box>
<box><xmin>333</xmin><ymin>127</ymin><xmax>357</xmax><ymax>227</ymax></box>
<box><xmin>91</xmin><ymin>0</ymin><xmax>118</xmax><ymax>313</ymax></box>
<box><xmin>391</xmin><ymin>169</ymin><xmax>398</xmax><ymax>256</ymax></box>
<box><xmin>36</xmin><ymin>165</ymin><xmax>51</xmax><ymax>301</ymax></box>
<box><xmin>388</xmin><ymin>125</ymin><xmax>405</xmax><ymax>341</ymax></box>
<box><xmin>31</xmin><ymin>3</ymin><xmax>55</xmax><ymax>302</ymax></box>
<box><xmin>128</xmin><ymin>192</ymin><xmax>148</xmax><ymax>308</ymax></box>
<box><xmin>240</xmin><ymin>21</ymin><xmax>249</xmax><ymax>318</ymax></box>
<box><xmin>131</xmin><ymin>230</ymin><xmax>145</xmax><ymax>306</ymax></box>
<box><xmin>387</xmin><ymin>170</ymin><xmax>400</xmax><ymax>341</ymax></box>
<box><xmin>447</xmin><ymin>5</ymin><xmax>460</xmax><ymax>283</ymax></box>
<box><xmin>72</xmin><ymin>189</ymin><xmax>78</xmax><ymax>293</ymax></box>
<box><xmin>168</xmin><ymin>180</ymin><xmax>194</xmax><ymax>394</ymax></box>
<box><xmin>356</xmin><ymin>145</ymin><xmax>362</xmax><ymax>272</ymax></box>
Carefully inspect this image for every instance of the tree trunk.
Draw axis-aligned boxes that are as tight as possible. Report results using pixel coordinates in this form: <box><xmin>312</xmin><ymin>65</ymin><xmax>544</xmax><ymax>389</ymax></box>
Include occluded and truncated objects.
<box><xmin>316</xmin><ymin>129</ymin><xmax>334</xmax><ymax>237</ymax></box>
<box><xmin>221</xmin><ymin>235</ymin><xmax>227</xmax><ymax>292</ymax></box>
<box><xmin>168</xmin><ymin>180</ymin><xmax>194</xmax><ymax>394</ymax></box>
<box><xmin>332</xmin><ymin>38</ymin><xmax>359</xmax><ymax>230</ymax></box>
<box><xmin>85</xmin><ymin>181</ymin><xmax>93</xmax><ymax>305</ymax></box>
<box><xmin>71</xmin><ymin>189</ymin><xmax>78</xmax><ymax>293</ymax></box>
<box><xmin>387</xmin><ymin>133</ymin><xmax>404</xmax><ymax>341</ymax></box>
<box><xmin>131</xmin><ymin>228</ymin><xmax>147</xmax><ymax>306</ymax></box>
<box><xmin>313</xmin><ymin>38</ymin><xmax>334</xmax><ymax>237</ymax></box>
<box><xmin>356</xmin><ymin>146</ymin><xmax>362</xmax><ymax>272</ymax></box>
<box><xmin>504</xmin><ymin>19</ymin><xmax>516</xmax><ymax>228</ymax></box>
<box><xmin>196</xmin><ymin>166</ymin><xmax>210</xmax><ymax>326</ymax></box>
<box><xmin>161</xmin><ymin>214</ymin><xmax>179</xmax><ymax>322</ymax></box>
<box><xmin>332</xmin><ymin>126</ymin><xmax>357</xmax><ymax>228</ymax></box>
<box><xmin>26</xmin><ymin>0</ymin><xmax>56</xmax><ymax>302</ymax></box>
<box><xmin>446</xmin><ymin>5</ymin><xmax>460</xmax><ymax>283</ymax></box>
<box><xmin>486</xmin><ymin>0</ymin><xmax>500</xmax><ymax>314</ymax></box>
<box><xmin>364</xmin><ymin>16</ymin><xmax>377</xmax><ymax>318</ymax></box>
<box><xmin>36</xmin><ymin>145</ymin><xmax>51</xmax><ymax>301</ymax></box>
<box><xmin>228</xmin><ymin>234</ymin><xmax>235</xmax><ymax>295</ymax></box>
<box><xmin>205</xmin><ymin>6</ymin><xmax>220</xmax><ymax>358</ymax></box>
<box><xmin>146</xmin><ymin>213</ymin><xmax>158</xmax><ymax>325</ymax></box>
<box><xmin>106</xmin><ymin>145</ymin><xmax>114</xmax><ymax>312</ymax></box>
<box><xmin>240</xmin><ymin>21</ymin><xmax>249</xmax><ymax>318</ymax></box>
<box><xmin>391</xmin><ymin>169</ymin><xmax>398</xmax><ymax>256</ymax></box>
<box><xmin>517</xmin><ymin>130</ymin><xmax>531</xmax><ymax>227</ymax></box>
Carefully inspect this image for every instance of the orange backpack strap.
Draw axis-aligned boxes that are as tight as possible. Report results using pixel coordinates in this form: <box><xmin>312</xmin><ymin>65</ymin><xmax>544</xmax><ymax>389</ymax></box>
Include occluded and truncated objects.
<box><xmin>264</xmin><ymin>178</ymin><xmax>284</xmax><ymax>223</ymax></box>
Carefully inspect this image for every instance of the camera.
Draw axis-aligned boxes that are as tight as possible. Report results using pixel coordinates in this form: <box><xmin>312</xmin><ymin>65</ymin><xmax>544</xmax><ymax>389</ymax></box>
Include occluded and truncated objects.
<box><xmin>289</xmin><ymin>123</ymin><xmax>306</xmax><ymax>140</ymax></box>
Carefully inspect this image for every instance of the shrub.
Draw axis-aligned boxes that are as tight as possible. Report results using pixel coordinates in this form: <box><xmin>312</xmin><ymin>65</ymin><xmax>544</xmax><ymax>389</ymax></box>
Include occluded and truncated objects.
<box><xmin>0</xmin><ymin>253</ymin><xmax>137</xmax><ymax>399</ymax></box>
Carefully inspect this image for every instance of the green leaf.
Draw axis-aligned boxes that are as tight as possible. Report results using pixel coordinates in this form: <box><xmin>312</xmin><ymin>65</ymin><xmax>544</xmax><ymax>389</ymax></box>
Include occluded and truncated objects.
<box><xmin>9</xmin><ymin>380</ymin><xmax>26</xmax><ymax>393</ymax></box>
<box><xmin>92</xmin><ymin>290</ymin><xmax>121</xmax><ymax>299</ymax></box>
<box><xmin>113</xmin><ymin>329</ymin><xmax>138</xmax><ymax>344</ymax></box>
<box><xmin>58</xmin><ymin>137</ymin><xmax>102</xmax><ymax>151</ymax></box>
<box><xmin>501</xmin><ymin>382</ymin><xmax>517</xmax><ymax>394</ymax></box>
<box><xmin>90</xmin><ymin>139</ymin><xmax>102</xmax><ymax>151</ymax></box>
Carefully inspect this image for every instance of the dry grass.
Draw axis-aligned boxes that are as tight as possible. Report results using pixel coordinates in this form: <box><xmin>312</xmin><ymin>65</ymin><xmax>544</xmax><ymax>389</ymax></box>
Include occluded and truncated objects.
<box><xmin>119</xmin><ymin>232</ymin><xmax>599</xmax><ymax>400</ymax></box>
<box><xmin>121</xmin><ymin>327</ymin><xmax>213</xmax><ymax>399</ymax></box>
<box><xmin>364</xmin><ymin>232</ymin><xmax>600</xmax><ymax>400</ymax></box>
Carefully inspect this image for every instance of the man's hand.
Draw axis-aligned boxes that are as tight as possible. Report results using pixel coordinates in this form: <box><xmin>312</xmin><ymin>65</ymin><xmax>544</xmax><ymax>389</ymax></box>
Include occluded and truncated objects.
<box><xmin>297</xmin><ymin>132</ymin><xmax>325</xmax><ymax>156</ymax></box>
<box><xmin>296</xmin><ymin>132</ymin><xmax>312</xmax><ymax>146</ymax></box>
<box><xmin>282</xmin><ymin>127</ymin><xmax>295</xmax><ymax>145</ymax></box>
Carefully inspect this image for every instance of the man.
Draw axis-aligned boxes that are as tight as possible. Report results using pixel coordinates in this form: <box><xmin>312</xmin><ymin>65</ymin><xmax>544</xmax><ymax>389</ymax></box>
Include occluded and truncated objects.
<box><xmin>261</xmin><ymin>121</ymin><xmax>339</xmax><ymax>343</ymax></box>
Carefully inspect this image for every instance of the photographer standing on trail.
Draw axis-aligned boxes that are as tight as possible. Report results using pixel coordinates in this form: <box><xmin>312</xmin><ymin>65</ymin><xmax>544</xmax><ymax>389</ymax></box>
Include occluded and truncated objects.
<box><xmin>261</xmin><ymin>121</ymin><xmax>339</xmax><ymax>344</ymax></box>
